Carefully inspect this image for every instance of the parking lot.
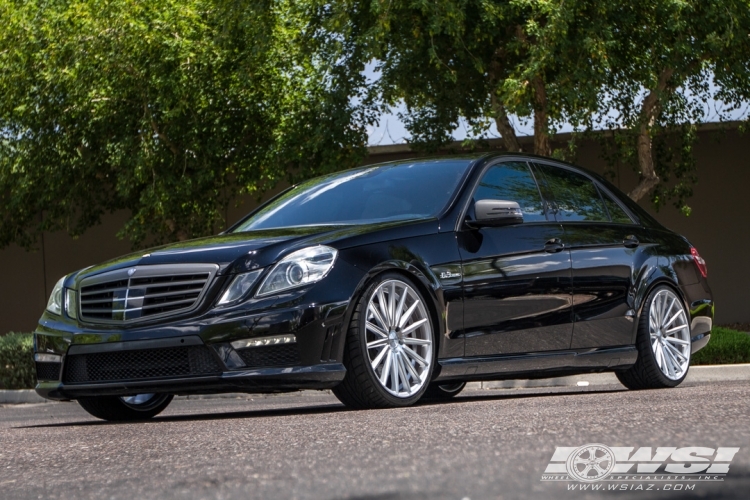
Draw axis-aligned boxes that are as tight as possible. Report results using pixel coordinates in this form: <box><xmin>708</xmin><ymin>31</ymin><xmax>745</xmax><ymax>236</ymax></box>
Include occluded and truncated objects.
<box><xmin>1</xmin><ymin>380</ymin><xmax>748</xmax><ymax>499</ymax></box>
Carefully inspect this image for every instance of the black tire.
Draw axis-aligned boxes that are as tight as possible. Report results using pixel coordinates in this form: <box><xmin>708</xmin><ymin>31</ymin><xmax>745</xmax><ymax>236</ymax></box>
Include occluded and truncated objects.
<box><xmin>422</xmin><ymin>381</ymin><xmax>466</xmax><ymax>401</ymax></box>
<box><xmin>77</xmin><ymin>394</ymin><xmax>173</xmax><ymax>421</ymax></box>
<box><xmin>616</xmin><ymin>285</ymin><xmax>691</xmax><ymax>390</ymax></box>
<box><xmin>333</xmin><ymin>272</ymin><xmax>435</xmax><ymax>409</ymax></box>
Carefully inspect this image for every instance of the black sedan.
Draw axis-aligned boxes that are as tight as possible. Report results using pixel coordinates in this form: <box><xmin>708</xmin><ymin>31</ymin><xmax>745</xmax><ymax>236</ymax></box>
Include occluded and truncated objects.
<box><xmin>34</xmin><ymin>153</ymin><xmax>713</xmax><ymax>420</ymax></box>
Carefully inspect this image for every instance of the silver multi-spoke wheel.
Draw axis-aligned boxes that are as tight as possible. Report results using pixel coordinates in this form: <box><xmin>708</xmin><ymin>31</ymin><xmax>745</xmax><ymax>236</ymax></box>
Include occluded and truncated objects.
<box><xmin>365</xmin><ymin>279</ymin><xmax>433</xmax><ymax>398</ymax></box>
<box><xmin>616</xmin><ymin>285</ymin><xmax>692</xmax><ymax>390</ymax></box>
<box><xmin>333</xmin><ymin>273</ymin><xmax>435</xmax><ymax>408</ymax></box>
<box><xmin>649</xmin><ymin>288</ymin><xmax>690</xmax><ymax>380</ymax></box>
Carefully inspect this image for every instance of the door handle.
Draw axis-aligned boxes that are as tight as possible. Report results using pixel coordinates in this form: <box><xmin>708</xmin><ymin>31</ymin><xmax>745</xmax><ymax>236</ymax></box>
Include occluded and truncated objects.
<box><xmin>544</xmin><ymin>238</ymin><xmax>564</xmax><ymax>253</ymax></box>
<box><xmin>623</xmin><ymin>235</ymin><xmax>640</xmax><ymax>248</ymax></box>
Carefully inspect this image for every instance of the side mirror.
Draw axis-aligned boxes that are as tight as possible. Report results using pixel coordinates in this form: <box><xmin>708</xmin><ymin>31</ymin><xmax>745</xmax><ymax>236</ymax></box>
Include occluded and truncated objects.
<box><xmin>472</xmin><ymin>199</ymin><xmax>523</xmax><ymax>227</ymax></box>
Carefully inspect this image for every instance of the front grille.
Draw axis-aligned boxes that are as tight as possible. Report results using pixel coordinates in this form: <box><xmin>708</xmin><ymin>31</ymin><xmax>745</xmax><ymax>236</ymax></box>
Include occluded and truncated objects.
<box><xmin>36</xmin><ymin>362</ymin><xmax>61</xmax><ymax>381</ymax></box>
<box><xmin>78</xmin><ymin>264</ymin><xmax>218</xmax><ymax>324</ymax></box>
<box><xmin>237</xmin><ymin>344</ymin><xmax>301</xmax><ymax>368</ymax></box>
<box><xmin>63</xmin><ymin>346</ymin><xmax>222</xmax><ymax>384</ymax></box>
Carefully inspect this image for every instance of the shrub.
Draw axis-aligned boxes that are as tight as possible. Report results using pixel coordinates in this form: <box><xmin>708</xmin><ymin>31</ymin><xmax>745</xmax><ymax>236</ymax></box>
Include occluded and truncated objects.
<box><xmin>0</xmin><ymin>332</ymin><xmax>35</xmax><ymax>390</ymax></box>
<box><xmin>692</xmin><ymin>327</ymin><xmax>750</xmax><ymax>365</ymax></box>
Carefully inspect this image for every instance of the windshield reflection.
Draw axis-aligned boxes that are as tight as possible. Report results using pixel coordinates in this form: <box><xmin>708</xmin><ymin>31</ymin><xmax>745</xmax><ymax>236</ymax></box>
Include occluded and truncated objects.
<box><xmin>233</xmin><ymin>160</ymin><xmax>471</xmax><ymax>232</ymax></box>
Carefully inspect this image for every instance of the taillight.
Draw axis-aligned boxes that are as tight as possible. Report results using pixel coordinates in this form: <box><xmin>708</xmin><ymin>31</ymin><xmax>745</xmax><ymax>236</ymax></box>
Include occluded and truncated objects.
<box><xmin>690</xmin><ymin>247</ymin><xmax>707</xmax><ymax>278</ymax></box>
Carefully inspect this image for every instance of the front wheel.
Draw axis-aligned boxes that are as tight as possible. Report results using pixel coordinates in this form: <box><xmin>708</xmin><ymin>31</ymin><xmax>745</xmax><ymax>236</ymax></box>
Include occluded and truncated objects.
<box><xmin>77</xmin><ymin>393</ymin><xmax>174</xmax><ymax>421</ymax></box>
<box><xmin>333</xmin><ymin>273</ymin><xmax>435</xmax><ymax>409</ymax></box>
<box><xmin>616</xmin><ymin>286</ymin><xmax>691</xmax><ymax>390</ymax></box>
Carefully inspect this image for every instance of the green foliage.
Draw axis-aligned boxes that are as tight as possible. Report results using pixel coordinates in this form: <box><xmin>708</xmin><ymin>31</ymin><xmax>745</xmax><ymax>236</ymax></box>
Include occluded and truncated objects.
<box><xmin>322</xmin><ymin>0</ymin><xmax>750</xmax><ymax>209</ymax></box>
<box><xmin>2</xmin><ymin>0</ymin><xmax>749</xmax><ymax>250</ymax></box>
<box><xmin>692</xmin><ymin>327</ymin><xmax>750</xmax><ymax>366</ymax></box>
<box><xmin>590</xmin><ymin>0</ymin><xmax>750</xmax><ymax>212</ymax></box>
<box><xmin>0</xmin><ymin>0</ymin><xmax>372</xmax><ymax>249</ymax></box>
<box><xmin>317</xmin><ymin>0</ymin><xmax>607</xmax><ymax>153</ymax></box>
<box><xmin>0</xmin><ymin>332</ymin><xmax>35</xmax><ymax>390</ymax></box>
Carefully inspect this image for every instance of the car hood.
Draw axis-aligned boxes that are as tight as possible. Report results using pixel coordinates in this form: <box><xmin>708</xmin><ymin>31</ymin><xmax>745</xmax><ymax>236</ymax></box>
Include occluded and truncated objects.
<box><xmin>71</xmin><ymin>218</ymin><xmax>438</xmax><ymax>284</ymax></box>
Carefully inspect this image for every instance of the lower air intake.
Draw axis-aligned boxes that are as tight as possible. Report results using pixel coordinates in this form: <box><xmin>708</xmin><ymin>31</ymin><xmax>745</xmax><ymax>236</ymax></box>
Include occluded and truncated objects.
<box><xmin>63</xmin><ymin>346</ymin><xmax>222</xmax><ymax>384</ymax></box>
<box><xmin>36</xmin><ymin>362</ymin><xmax>62</xmax><ymax>381</ymax></box>
<box><xmin>237</xmin><ymin>344</ymin><xmax>301</xmax><ymax>368</ymax></box>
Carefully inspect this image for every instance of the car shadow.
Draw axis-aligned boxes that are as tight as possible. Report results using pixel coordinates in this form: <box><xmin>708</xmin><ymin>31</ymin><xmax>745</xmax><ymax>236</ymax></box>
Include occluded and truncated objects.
<box><xmin>16</xmin><ymin>386</ymin><xmax>626</xmax><ymax>428</ymax></box>
<box><xmin>417</xmin><ymin>386</ymin><xmax>626</xmax><ymax>407</ymax></box>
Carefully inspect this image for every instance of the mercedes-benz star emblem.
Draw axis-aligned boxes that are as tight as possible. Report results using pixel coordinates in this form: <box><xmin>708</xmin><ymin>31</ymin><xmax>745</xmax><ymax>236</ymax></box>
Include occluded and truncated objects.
<box><xmin>127</xmin><ymin>268</ymin><xmax>137</xmax><ymax>276</ymax></box>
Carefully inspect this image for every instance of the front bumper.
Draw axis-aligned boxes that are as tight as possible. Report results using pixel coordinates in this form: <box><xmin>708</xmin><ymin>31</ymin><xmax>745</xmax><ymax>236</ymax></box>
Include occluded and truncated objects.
<box><xmin>33</xmin><ymin>294</ymin><xmax>352</xmax><ymax>401</ymax></box>
<box><xmin>37</xmin><ymin>362</ymin><xmax>346</xmax><ymax>400</ymax></box>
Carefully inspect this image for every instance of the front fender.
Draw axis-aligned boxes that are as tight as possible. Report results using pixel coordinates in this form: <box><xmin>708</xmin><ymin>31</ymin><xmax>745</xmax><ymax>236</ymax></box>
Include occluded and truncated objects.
<box><xmin>333</xmin><ymin>231</ymin><xmax>463</xmax><ymax>363</ymax></box>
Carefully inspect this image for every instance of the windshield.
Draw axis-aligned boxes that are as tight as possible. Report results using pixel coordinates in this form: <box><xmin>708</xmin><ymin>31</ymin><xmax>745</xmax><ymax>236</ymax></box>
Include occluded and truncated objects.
<box><xmin>233</xmin><ymin>160</ymin><xmax>472</xmax><ymax>231</ymax></box>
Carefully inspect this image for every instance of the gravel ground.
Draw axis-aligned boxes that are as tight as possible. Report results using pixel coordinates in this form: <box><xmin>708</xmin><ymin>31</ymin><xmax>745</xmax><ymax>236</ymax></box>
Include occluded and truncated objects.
<box><xmin>0</xmin><ymin>381</ymin><xmax>748</xmax><ymax>500</ymax></box>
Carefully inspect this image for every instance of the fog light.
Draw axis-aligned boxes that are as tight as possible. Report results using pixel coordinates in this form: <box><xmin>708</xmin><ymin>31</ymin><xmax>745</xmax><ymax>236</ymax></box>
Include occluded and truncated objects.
<box><xmin>231</xmin><ymin>334</ymin><xmax>296</xmax><ymax>350</ymax></box>
<box><xmin>34</xmin><ymin>353</ymin><xmax>62</xmax><ymax>363</ymax></box>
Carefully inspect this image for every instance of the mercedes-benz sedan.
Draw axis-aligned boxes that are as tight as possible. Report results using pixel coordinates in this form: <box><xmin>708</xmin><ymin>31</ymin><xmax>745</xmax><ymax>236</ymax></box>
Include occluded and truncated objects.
<box><xmin>34</xmin><ymin>153</ymin><xmax>713</xmax><ymax>420</ymax></box>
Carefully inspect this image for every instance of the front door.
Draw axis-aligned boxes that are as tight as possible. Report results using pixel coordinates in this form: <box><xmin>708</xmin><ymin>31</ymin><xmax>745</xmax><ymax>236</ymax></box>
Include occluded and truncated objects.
<box><xmin>458</xmin><ymin>161</ymin><xmax>574</xmax><ymax>356</ymax></box>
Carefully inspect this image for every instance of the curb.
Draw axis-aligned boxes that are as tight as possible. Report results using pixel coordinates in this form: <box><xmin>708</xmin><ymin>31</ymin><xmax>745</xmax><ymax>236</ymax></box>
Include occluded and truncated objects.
<box><xmin>1</xmin><ymin>364</ymin><xmax>748</xmax><ymax>405</ymax></box>
<box><xmin>0</xmin><ymin>389</ymin><xmax>50</xmax><ymax>405</ymax></box>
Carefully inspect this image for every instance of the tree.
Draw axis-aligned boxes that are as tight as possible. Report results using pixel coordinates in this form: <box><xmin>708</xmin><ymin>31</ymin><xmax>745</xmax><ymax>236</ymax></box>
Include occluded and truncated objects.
<box><xmin>0</xmin><ymin>0</ymin><xmax>370</xmax><ymax>249</ymax></box>
<box><xmin>592</xmin><ymin>0</ymin><xmax>750</xmax><ymax>213</ymax></box>
<box><xmin>318</xmin><ymin>1</ymin><xmax>611</xmax><ymax>156</ymax></box>
<box><xmin>323</xmin><ymin>0</ymin><xmax>750</xmax><ymax>211</ymax></box>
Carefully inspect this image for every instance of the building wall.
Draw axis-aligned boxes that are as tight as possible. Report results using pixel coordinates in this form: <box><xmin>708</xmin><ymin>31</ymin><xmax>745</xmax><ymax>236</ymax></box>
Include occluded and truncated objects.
<box><xmin>1</xmin><ymin>127</ymin><xmax>747</xmax><ymax>333</ymax></box>
<box><xmin>605</xmin><ymin>129</ymin><xmax>750</xmax><ymax>326</ymax></box>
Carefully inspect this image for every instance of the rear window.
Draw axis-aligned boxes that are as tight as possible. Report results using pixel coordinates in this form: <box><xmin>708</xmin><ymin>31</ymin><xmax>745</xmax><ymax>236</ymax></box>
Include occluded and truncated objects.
<box><xmin>600</xmin><ymin>188</ymin><xmax>634</xmax><ymax>224</ymax></box>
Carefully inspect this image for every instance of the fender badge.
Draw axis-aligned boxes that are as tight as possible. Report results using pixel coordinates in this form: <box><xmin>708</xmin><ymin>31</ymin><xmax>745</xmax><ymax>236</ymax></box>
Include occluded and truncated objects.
<box><xmin>440</xmin><ymin>271</ymin><xmax>461</xmax><ymax>279</ymax></box>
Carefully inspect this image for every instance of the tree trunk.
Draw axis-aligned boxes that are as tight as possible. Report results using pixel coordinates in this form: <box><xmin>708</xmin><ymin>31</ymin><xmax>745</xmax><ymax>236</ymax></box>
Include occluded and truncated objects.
<box><xmin>628</xmin><ymin>68</ymin><xmax>674</xmax><ymax>202</ymax></box>
<box><xmin>490</xmin><ymin>93</ymin><xmax>522</xmax><ymax>152</ymax></box>
<box><xmin>531</xmin><ymin>76</ymin><xmax>551</xmax><ymax>157</ymax></box>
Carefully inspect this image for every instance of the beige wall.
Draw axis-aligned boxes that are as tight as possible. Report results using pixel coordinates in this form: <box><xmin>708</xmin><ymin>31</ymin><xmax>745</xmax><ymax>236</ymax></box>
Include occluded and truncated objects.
<box><xmin>1</xmin><ymin>212</ymin><xmax>133</xmax><ymax>333</ymax></box>
<box><xmin>608</xmin><ymin>129</ymin><xmax>750</xmax><ymax>325</ymax></box>
<box><xmin>0</xmin><ymin>186</ymin><xmax>289</xmax><ymax>334</ymax></box>
<box><xmin>2</xmin><ymin>127</ymin><xmax>747</xmax><ymax>333</ymax></box>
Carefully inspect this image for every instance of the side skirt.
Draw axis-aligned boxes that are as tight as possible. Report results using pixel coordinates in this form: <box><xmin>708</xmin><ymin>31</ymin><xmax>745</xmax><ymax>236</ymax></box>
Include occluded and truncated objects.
<box><xmin>434</xmin><ymin>346</ymin><xmax>637</xmax><ymax>382</ymax></box>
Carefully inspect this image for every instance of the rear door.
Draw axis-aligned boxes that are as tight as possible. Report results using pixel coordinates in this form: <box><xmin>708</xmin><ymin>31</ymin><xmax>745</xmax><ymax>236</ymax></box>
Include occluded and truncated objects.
<box><xmin>532</xmin><ymin>162</ymin><xmax>644</xmax><ymax>349</ymax></box>
<box><xmin>458</xmin><ymin>161</ymin><xmax>574</xmax><ymax>356</ymax></box>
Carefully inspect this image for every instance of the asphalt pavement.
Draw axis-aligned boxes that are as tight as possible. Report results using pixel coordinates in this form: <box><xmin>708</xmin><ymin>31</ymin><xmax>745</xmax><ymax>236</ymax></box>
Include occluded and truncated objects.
<box><xmin>1</xmin><ymin>380</ymin><xmax>748</xmax><ymax>500</ymax></box>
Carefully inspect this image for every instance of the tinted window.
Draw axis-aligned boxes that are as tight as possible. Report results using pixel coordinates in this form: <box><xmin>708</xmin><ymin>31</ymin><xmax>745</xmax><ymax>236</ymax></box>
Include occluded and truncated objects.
<box><xmin>472</xmin><ymin>162</ymin><xmax>547</xmax><ymax>222</ymax></box>
<box><xmin>233</xmin><ymin>160</ymin><xmax>470</xmax><ymax>230</ymax></box>
<box><xmin>600</xmin><ymin>189</ymin><xmax>634</xmax><ymax>224</ymax></box>
<box><xmin>534</xmin><ymin>164</ymin><xmax>609</xmax><ymax>222</ymax></box>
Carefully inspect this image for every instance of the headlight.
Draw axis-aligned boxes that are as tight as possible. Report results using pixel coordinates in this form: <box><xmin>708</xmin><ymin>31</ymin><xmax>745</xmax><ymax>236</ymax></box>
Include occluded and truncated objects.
<box><xmin>256</xmin><ymin>245</ymin><xmax>338</xmax><ymax>297</ymax></box>
<box><xmin>46</xmin><ymin>276</ymin><xmax>65</xmax><ymax>315</ymax></box>
<box><xmin>217</xmin><ymin>269</ymin><xmax>263</xmax><ymax>306</ymax></box>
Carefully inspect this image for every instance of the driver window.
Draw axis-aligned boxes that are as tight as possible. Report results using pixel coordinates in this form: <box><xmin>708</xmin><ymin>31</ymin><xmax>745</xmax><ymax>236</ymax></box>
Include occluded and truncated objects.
<box><xmin>472</xmin><ymin>161</ymin><xmax>547</xmax><ymax>222</ymax></box>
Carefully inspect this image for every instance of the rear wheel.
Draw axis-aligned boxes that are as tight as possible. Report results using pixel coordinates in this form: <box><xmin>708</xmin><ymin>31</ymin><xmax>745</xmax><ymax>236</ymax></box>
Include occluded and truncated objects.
<box><xmin>422</xmin><ymin>381</ymin><xmax>466</xmax><ymax>401</ymax></box>
<box><xmin>77</xmin><ymin>393</ymin><xmax>173</xmax><ymax>421</ymax></box>
<box><xmin>333</xmin><ymin>273</ymin><xmax>435</xmax><ymax>409</ymax></box>
<box><xmin>616</xmin><ymin>286</ymin><xmax>691</xmax><ymax>390</ymax></box>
